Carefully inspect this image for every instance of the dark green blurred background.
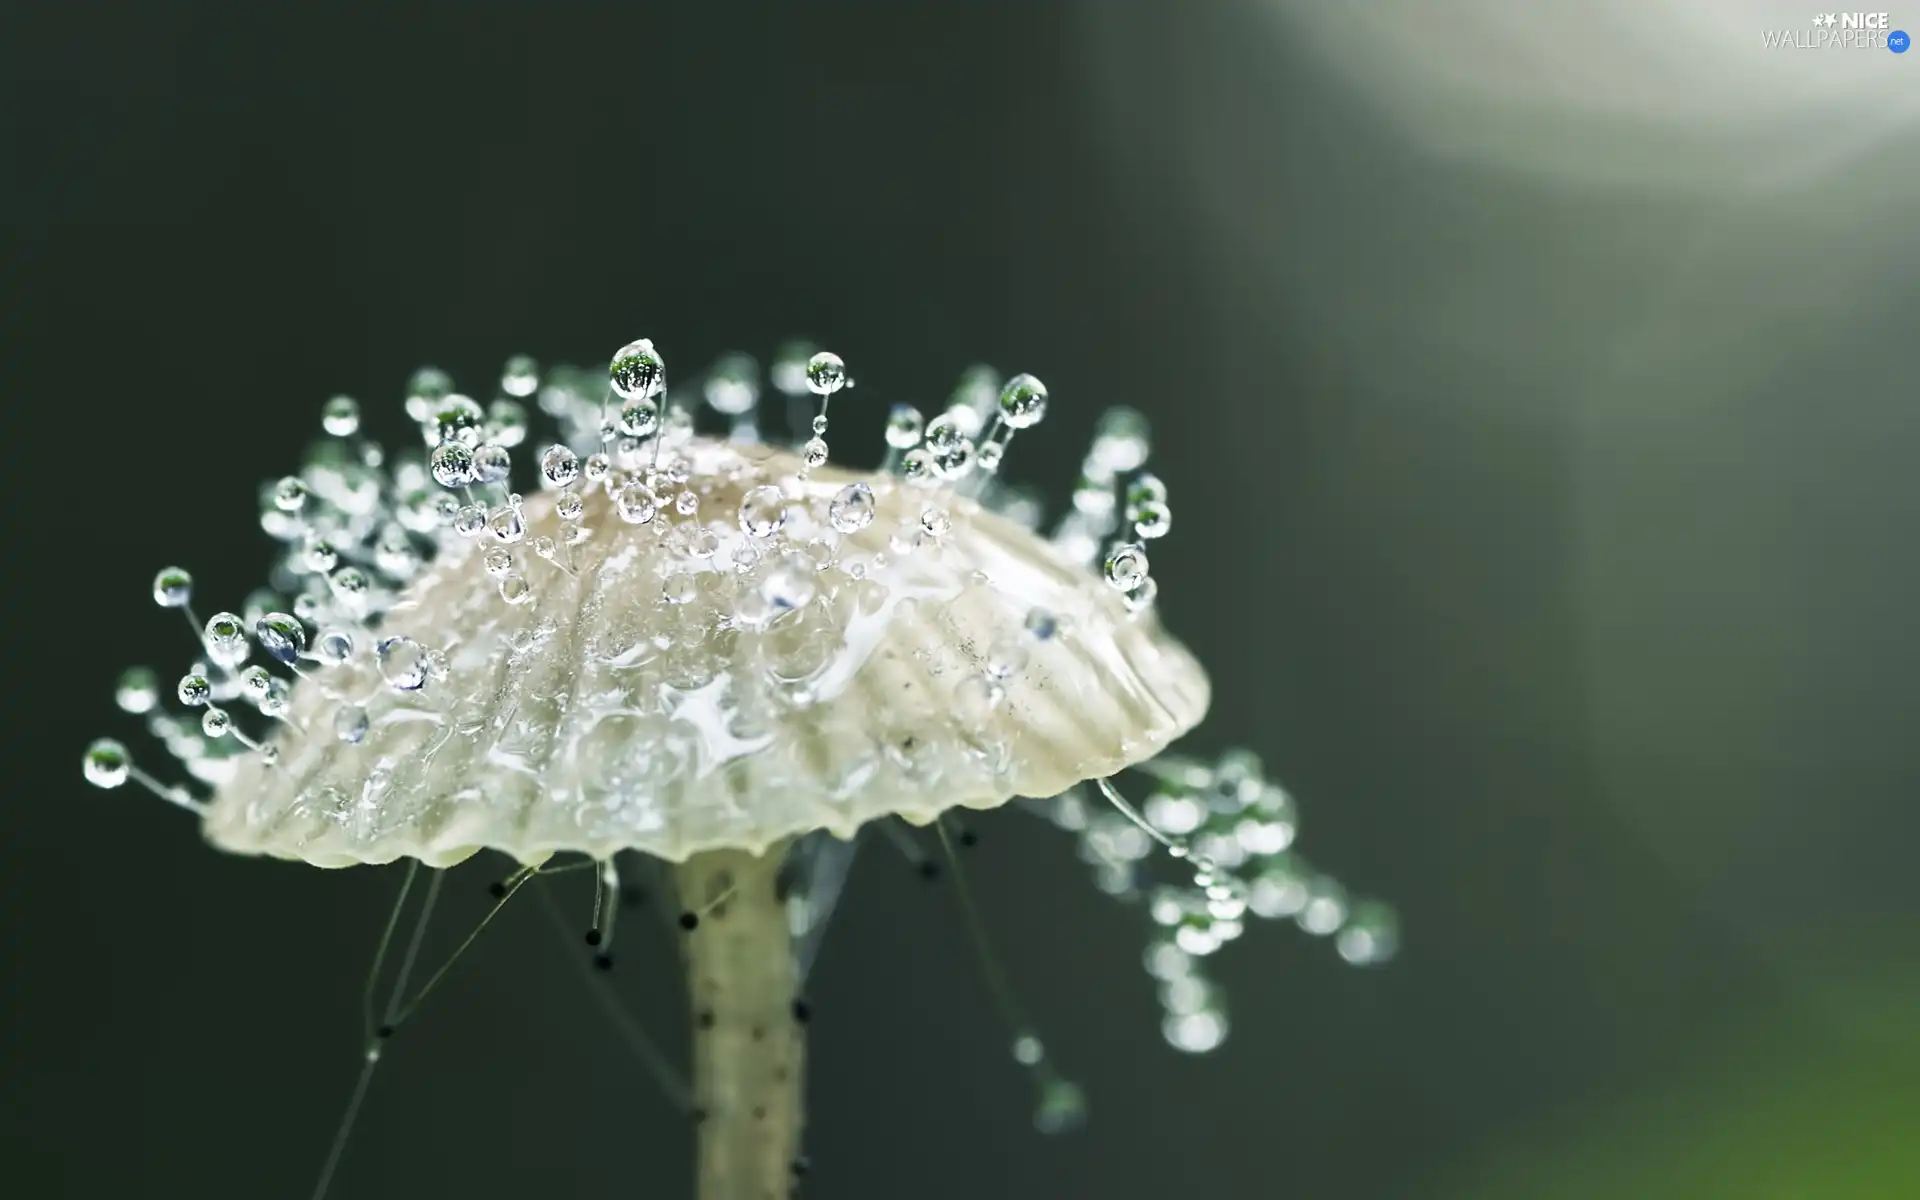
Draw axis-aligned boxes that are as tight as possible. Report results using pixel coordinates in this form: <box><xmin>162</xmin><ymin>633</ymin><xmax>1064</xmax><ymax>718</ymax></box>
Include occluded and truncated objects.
<box><xmin>4</xmin><ymin>2</ymin><xmax>1916</xmax><ymax>1197</ymax></box>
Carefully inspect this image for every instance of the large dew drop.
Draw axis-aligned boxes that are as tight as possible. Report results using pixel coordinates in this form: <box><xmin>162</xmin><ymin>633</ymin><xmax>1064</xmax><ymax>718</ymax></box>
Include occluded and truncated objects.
<box><xmin>829</xmin><ymin>482</ymin><xmax>876</xmax><ymax>533</ymax></box>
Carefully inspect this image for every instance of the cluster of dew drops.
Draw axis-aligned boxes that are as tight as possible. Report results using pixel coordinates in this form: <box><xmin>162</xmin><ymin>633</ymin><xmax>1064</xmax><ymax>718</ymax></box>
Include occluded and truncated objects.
<box><xmin>79</xmin><ymin>339</ymin><xmax>1172</xmax><ymax>816</ymax></box>
<box><xmin>79</xmin><ymin>336</ymin><xmax>1392</xmax><ymax>1064</ymax></box>
<box><xmin>1038</xmin><ymin>750</ymin><xmax>1399</xmax><ymax>1056</ymax></box>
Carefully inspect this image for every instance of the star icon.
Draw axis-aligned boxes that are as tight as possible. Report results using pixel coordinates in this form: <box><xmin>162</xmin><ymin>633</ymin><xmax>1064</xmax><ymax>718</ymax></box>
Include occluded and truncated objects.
<box><xmin>1813</xmin><ymin>12</ymin><xmax>1837</xmax><ymax>26</ymax></box>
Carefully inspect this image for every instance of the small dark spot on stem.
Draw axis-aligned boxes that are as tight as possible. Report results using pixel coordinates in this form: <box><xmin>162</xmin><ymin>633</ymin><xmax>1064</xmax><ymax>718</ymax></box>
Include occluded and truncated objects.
<box><xmin>375</xmin><ymin>1024</ymin><xmax>395</xmax><ymax>1039</ymax></box>
<box><xmin>917</xmin><ymin>860</ymin><xmax>940</xmax><ymax>881</ymax></box>
<box><xmin>791</xmin><ymin>999</ymin><xmax>811</xmax><ymax>1024</ymax></box>
<box><xmin>752</xmin><ymin>1105</ymin><xmax>767</xmax><ymax>1121</ymax></box>
<box><xmin>697</xmin><ymin>1010</ymin><xmax>715</xmax><ymax>1030</ymax></box>
<box><xmin>593</xmin><ymin>953</ymin><xmax>614</xmax><ymax>971</ymax></box>
<box><xmin>487</xmin><ymin>881</ymin><xmax>508</xmax><ymax>899</ymax></box>
<box><xmin>584</xmin><ymin>929</ymin><xmax>603</xmax><ymax>946</ymax></box>
<box><xmin>791</xmin><ymin>1156</ymin><xmax>811</xmax><ymax>1177</ymax></box>
<box><xmin>959</xmin><ymin>829</ymin><xmax>979</xmax><ymax>848</ymax></box>
<box><xmin>678</xmin><ymin>911</ymin><xmax>700</xmax><ymax>931</ymax></box>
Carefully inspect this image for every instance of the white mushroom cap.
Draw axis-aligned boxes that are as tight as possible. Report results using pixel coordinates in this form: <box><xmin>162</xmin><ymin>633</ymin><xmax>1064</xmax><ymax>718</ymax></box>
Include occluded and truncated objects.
<box><xmin>203</xmin><ymin>441</ymin><xmax>1209</xmax><ymax>867</ymax></box>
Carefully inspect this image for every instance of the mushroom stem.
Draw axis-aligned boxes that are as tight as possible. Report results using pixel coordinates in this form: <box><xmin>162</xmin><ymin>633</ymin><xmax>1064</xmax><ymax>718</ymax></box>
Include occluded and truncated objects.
<box><xmin>676</xmin><ymin>846</ymin><xmax>803</xmax><ymax>1200</ymax></box>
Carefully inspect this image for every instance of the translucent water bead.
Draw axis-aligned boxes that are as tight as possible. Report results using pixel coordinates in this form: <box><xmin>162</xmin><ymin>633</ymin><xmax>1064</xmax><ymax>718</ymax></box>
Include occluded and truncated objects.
<box><xmin>1104</xmin><ymin>543</ymin><xmax>1150</xmax><ymax>591</ymax></box>
<box><xmin>829</xmin><ymin>482</ymin><xmax>876</xmax><ymax>533</ymax></box>
<box><xmin>83</xmin><ymin>738</ymin><xmax>131</xmax><ymax>788</ymax></box>
<box><xmin>609</xmin><ymin>338</ymin><xmax>665</xmax><ymax>400</ymax></box>
<box><xmin>885</xmin><ymin>405</ymin><xmax>924</xmax><ymax>449</ymax></box>
<box><xmin>805</xmin><ymin>351</ymin><xmax>846</xmax><ymax>395</ymax></box>
<box><xmin>115</xmin><ymin>667</ymin><xmax>160</xmax><ymax>714</ymax></box>
<box><xmin>321</xmin><ymin>395</ymin><xmax>360</xmax><ymax>437</ymax></box>
<box><xmin>739</xmin><ymin>485</ymin><xmax>788</xmax><ymax>538</ymax></box>
<box><xmin>704</xmin><ymin>352</ymin><xmax>760</xmax><ymax>415</ymax></box>
<box><xmin>152</xmin><ymin>567</ymin><xmax>192</xmax><ymax>609</ymax></box>
<box><xmin>998</xmin><ymin>373</ymin><xmax>1048</xmax><ymax>428</ymax></box>
<box><xmin>500</xmin><ymin>354</ymin><xmax>540</xmax><ymax>398</ymax></box>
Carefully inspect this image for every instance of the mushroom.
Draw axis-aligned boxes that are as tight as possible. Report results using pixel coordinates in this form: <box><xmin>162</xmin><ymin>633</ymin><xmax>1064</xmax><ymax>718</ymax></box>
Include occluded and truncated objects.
<box><xmin>85</xmin><ymin>340</ymin><xmax>1392</xmax><ymax>1200</ymax></box>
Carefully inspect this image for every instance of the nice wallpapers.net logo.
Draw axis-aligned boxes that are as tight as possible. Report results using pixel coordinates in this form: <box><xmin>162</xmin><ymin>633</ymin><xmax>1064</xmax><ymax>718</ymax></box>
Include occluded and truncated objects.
<box><xmin>1763</xmin><ymin>12</ymin><xmax>1911</xmax><ymax>49</ymax></box>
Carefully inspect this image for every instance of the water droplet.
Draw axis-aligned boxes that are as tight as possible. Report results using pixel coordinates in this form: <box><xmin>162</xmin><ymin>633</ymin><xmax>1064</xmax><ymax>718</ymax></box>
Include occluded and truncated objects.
<box><xmin>377</xmin><ymin>636</ymin><xmax>429</xmax><ymax>691</ymax></box>
<box><xmin>618</xmin><ymin>400</ymin><xmax>660</xmax><ymax>438</ymax></box>
<box><xmin>663</xmin><ymin>574</ymin><xmax>697</xmax><ymax>605</ymax></box>
<box><xmin>584</xmin><ymin>453</ymin><xmax>611</xmax><ymax>482</ymax></box>
<box><xmin>901</xmin><ymin>448</ymin><xmax>937</xmax><ymax>487</ymax></box>
<box><xmin>315</xmin><ymin>627</ymin><xmax>355</xmax><ymax>665</ymax></box>
<box><xmin>406</xmin><ymin>366</ymin><xmax>453</xmax><ymax>421</ymax></box>
<box><xmin>1012</xmin><ymin>1034</ymin><xmax>1044</xmax><ymax>1065</ymax></box>
<box><xmin>540</xmin><ymin>445</ymin><xmax>580</xmax><ymax>487</ymax></box>
<box><xmin>200</xmin><ymin>612</ymin><xmax>246</xmax><ymax>666</ymax></box>
<box><xmin>499</xmin><ymin>574</ymin><xmax>532</xmax><ymax>605</ymax></box>
<box><xmin>829</xmin><ymin>482</ymin><xmax>876</xmax><ymax>533</ymax></box>
<box><xmin>201</xmin><ymin>708</ymin><xmax>233</xmax><ymax>738</ymax></box>
<box><xmin>430</xmin><ymin>442</ymin><xmax>476</xmax><ymax>488</ymax></box>
<box><xmin>1122</xmin><ymin>576</ymin><xmax>1158</xmax><ymax>612</ymax></box>
<box><xmin>273</xmin><ymin>476</ymin><xmax>309</xmax><ymax>513</ymax></box>
<box><xmin>500</xmin><ymin>354</ymin><xmax>540</xmax><ymax>398</ymax></box>
<box><xmin>610</xmin><ymin>338</ymin><xmax>664</xmax><ymax>401</ymax></box>
<box><xmin>329</xmin><ymin>567</ymin><xmax>370</xmax><ymax>613</ymax></box>
<box><xmin>152</xmin><ymin>567</ymin><xmax>192</xmax><ymax>609</ymax></box>
<box><xmin>488</xmin><ymin>505</ymin><xmax>526</xmax><ymax>542</ymax></box>
<box><xmin>885</xmin><ymin>405</ymin><xmax>925</xmax><ymax>449</ymax></box>
<box><xmin>975</xmin><ymin>440</ymin><xmax>1005</xmax><ymax>472</ymax></box>
<box><xmin>472</xmin><ymin>443</ymin><xmax>512</xmax><ymax>486</ymax></box>
<box><xmin>1104</xmin><ymin>543</ymin><xmax>1150</xmax><ymax>591</ymax></box>
<box><xmin>1162</xmin><ymin>1009</ymin><xmax>1228</xmax><ymax>1054</ymax></box>
<box><xmin>238</xmin><ymin>665</ymin><xmax>272</xmax><ymax>702</ymax></box>
<box><xmin>1092</xmin><ymin>408</ymin><xmax>1151</xmax><ymax>473</ymax></box>
<box><xmin>115</xmin><ymin>666</ymin><xmax>159</xmax><ymax>714</ymax></box>
<box><xmin>1297</xmin><ymin>876</ymin><xmax>1349</xmax><ymax>936</ymax></box>
<box><xmin>998</xmin><ymin>373</ymin><xmax>1048</xmax><ymax>428</ymax></box>
<box><xmin>1132</xmin><ymin>500</ymin><xmax>1172</xmax><ymax>540</ymax></box>
<box><xmin>433</xmin><ymin>396</ymin><xmax>485</xmax><ymax>446</ymax></box>
<box><xmin>739</xmin><ymin>485</ymin><xmax>787</xmax><ymax>538</ymax></box>
<box><xmin>705</xmin><ymin>352</ymin><xmax>760</xmax><ymax>414</ymax></box>
<box><xmin>302</xmin><ymin>539</ymin><xmax>339</xmax><ymax>574</ymax></box>
<box><xmin>83</xmin><ymin>738</ymin><xmax>131</xmax><ymax>788</ymax></box>
<box><xmin>802</xmin><ymin>437</ymin><xmax>829</xmax><ymax>468</ymax></box>
<box><xmin>932</xmin><ymin>440</ymin><xmax>975</xmax><ymax>479</ymax></box>
<box><xmin>453</xmin><ymin>503</ymin><xmax>487</xmax><ymax>538</ymax></box>
<box><xmin>919</xmin><ymin>506</ymin><xmax>952</xmax><ymax>538</ymax></box>
<box><xmin>926</xmin><ymin>413</ymin><xmax>965</xmax><ymax>451</ymax></box>
<box><xmin>675</xmin><ymin>490</ymin><xmax>699</xmax><ymax>516</ymax></box>
<box><xmin>555</xmin><ymin>489</ymin><xmax>584</xmax><ymax>521</ymax></box>
<box><xmin>321</xmin><ymin>395</ymin><xmax>361</xmax><ymax>437</ymax></box>
<box><xmin>686</xmin><ymin>527</ymin><xmax>720</xmax><ymax>559</ymax></box>
<box><xmin>1127</xmin><ymin>473</ymin><xmax>1168</xmax><ymax>508</ymax></box>
<box><xmin>759</xmin><ymin>551</ymin><xmax>818</xmax><ymax>613</ymax></box>
<box><xmin>483</xmin><ymin>548</ymin><xmax>514</xmax><ymax>577</ymax></box>
<box><xmin>177</xmin><ymin>673</ymin><xmax>212</xmax><ymax>707</ymax></box>
<box><xmin>1336</xmin><ymin>901</ymin><xmax>1399</xmax><ymax>965</ymax></box>
<box><xmin>254</xmin><ymin>613</ymin><xmax>307</xmax><ymax>665</ymax></box>
<box><xmin>615</xmin><ymin>481</ymin><xmax>658</xmax><ymax>525</ymax></box>
<box><xmin>334</xmin><ymin>704</ymin><xmax>370</xmax><ymax>744</ymax></box>
<box><xmin>806</xmin><ymin>351</ymin><xmax>845</xmax><ymax>395</ymax></box>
